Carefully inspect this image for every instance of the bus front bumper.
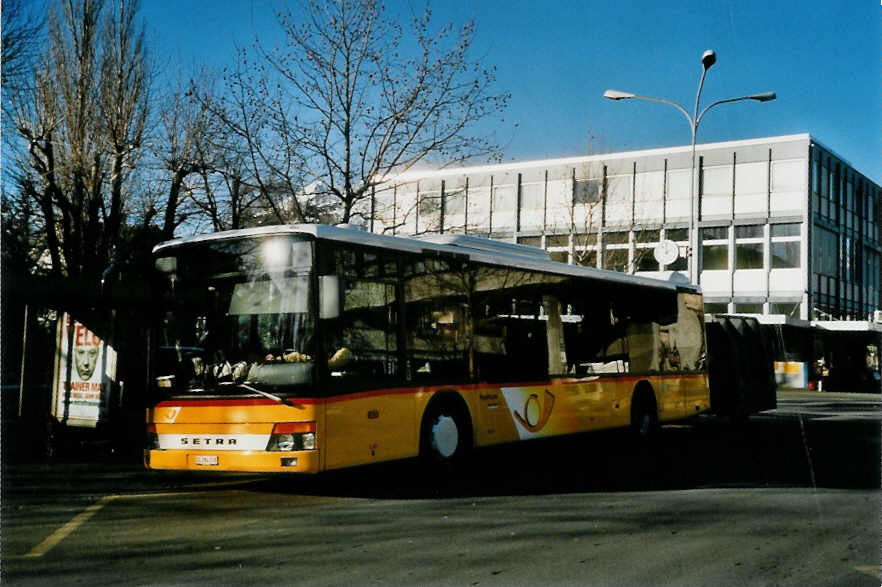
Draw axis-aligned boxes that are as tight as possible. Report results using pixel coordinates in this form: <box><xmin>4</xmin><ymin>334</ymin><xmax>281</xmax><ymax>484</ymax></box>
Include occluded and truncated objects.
<box><xmin>145</xmin><ymin>449</ymin><xmax>321</xmax><ymax>473</ymax></box>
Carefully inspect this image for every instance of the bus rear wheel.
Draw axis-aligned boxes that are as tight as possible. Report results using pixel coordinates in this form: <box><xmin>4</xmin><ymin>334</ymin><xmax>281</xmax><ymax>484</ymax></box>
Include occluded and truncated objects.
<box><xmin>630</xmin><ymin>391</ymin><xmax>658</xmax><ymax>442</ymax></box>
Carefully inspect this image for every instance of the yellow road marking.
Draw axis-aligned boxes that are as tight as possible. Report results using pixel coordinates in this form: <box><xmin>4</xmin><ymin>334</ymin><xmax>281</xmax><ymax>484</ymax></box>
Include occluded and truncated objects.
<box><xmin>12</xmin><ymin>480</ymin><xmax>265</xmax><ymax>559</ymax></box>
<box><xmin>19</xmin><ymin>495</ymin><xmax>119</xmax><ymax>559</ymax></box>
<box><xmin>853</xmin><ymin>565</ymin><xmax>880</xmax><ymax>578</ymax></box>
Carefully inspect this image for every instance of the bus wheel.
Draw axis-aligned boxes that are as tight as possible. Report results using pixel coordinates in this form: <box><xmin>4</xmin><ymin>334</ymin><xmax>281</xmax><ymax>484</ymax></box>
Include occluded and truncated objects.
<box><xmin>420</xmin><ymin>398</ymin><xmax>472</xmax><ymax>470</ymax></box>
<box><xmin>631</xmin><ymin>390</ymin><xmax>658</xmax><ymax>442</ymax></box>
<box><xmin>430</xmin><ymin>414</ymin><xmax>459</xmax><ymax>459</ymax></box>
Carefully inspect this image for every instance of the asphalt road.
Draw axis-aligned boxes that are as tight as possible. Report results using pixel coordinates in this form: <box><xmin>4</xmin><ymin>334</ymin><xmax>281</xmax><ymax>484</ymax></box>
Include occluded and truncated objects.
<box><xmin>3</xmin><ymin>391</ymin><xmax>879</xmax><ymax>585</ymax></box>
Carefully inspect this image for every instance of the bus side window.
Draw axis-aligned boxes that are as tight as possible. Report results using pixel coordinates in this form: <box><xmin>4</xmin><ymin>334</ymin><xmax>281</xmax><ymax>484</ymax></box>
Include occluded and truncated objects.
<box><xmin>404</xmin><ymin>298</ymin><xmax>469</xmax><ymax>382</ymax></box>
<box><xmin>402</xmin><ymin>258</ymin><xmax>470</xmax><ymax>383</ymax></box>
<box><xmin>323</xmin><ymin>247</ymin><xmax>402</xmax><ymax>391</ymax></box>
<box><xmin>473</xmin><ymin>287</ymin><xmax>548</xmax><ymax>382</ymax></box>
<box><xmin>559</xmin><ymin>283</ymin><xmax>630</xmax><ymax>375</ymax></box>
<box><xmin>504</xmin><ymin>297</ymin><xmax>548</xmax><ymax>381</ymax></box>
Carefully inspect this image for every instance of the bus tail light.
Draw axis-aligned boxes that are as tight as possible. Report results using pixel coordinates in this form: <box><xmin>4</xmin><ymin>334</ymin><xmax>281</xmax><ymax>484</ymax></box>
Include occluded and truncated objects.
<box><xmin>266</xmin><ymin>422</ymin><xmax>316</xmax><ymax>452</ymax></box>
<box><xmin>146</xmin><ymin>424</ymin><xmax>159</xmax><ymax>450</ymax></box>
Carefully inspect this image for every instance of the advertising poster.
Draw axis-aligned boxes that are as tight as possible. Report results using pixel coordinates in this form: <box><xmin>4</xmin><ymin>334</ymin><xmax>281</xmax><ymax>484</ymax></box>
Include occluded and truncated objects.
<box><xmin>51</xmin><ymin>313</ymin><xmax>117</xmax><ymax>427</ymax></box>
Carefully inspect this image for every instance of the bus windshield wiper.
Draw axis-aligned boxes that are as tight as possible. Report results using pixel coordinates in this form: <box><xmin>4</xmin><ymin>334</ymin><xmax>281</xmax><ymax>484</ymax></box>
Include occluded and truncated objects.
<box><xmin>219</xmin><ymin>382</ymin><xmax>300</xmax><ymax>408</ymax></box>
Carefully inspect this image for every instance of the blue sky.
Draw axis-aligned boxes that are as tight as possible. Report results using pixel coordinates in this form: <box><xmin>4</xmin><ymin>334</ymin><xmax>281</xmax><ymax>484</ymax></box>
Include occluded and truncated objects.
<box><xmin>141</xmin><ymin>0</ymin><xmax>880</xmax><ymax>181</ymax></box>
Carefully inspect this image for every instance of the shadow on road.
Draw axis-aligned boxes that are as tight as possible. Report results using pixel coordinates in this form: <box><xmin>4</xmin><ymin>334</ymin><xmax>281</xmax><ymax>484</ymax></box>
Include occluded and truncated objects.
<box><xmin>3</xmin><ymin>411</ymin><xmax>877</xmax><ymax>504</ymax></box>
<box><xmin>254</xmin><ymin>415</ymin><xmax>881</xmax><ymax>500</ymax></box>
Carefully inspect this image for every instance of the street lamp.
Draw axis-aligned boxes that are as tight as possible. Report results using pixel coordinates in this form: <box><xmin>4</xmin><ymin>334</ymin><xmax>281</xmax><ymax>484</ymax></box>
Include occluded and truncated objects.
<box><xmin>604</xmin><ymin>49</ymin><xmax>775</xmax><ymax>285</ymax></box>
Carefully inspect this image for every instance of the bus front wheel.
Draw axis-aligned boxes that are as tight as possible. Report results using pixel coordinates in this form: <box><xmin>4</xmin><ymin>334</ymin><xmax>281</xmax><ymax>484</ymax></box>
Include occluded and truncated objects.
<box><xmin>420</xmin><ymin>397</ymin><xmax>472</xmax><ymax>470</ymax></box>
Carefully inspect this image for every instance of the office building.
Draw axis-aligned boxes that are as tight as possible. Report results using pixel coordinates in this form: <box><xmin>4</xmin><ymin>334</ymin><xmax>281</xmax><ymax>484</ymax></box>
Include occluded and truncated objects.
<box><xmin>365</xmin><ymin>134</ymin><xmax>881</xmax><ymax>389</ymax></box>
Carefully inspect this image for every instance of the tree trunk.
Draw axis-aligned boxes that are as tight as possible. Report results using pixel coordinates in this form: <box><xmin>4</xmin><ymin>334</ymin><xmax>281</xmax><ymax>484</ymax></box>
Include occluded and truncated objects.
<box><xmin>162</xmin><ymin>168</ymin><xmax>186</xmax><ymax>240</ymax></box>
<box><xmin>105</xmin><ymin>151</ymin><xmax>125</xmax><ymax>258</ymax></box>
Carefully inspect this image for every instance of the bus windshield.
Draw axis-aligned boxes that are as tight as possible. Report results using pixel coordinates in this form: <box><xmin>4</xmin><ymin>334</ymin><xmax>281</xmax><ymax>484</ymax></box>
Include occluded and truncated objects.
<box><xmin>153</xmin><ymin>235</ymin><xmax>315</xmax><ymax>398</ymax></box>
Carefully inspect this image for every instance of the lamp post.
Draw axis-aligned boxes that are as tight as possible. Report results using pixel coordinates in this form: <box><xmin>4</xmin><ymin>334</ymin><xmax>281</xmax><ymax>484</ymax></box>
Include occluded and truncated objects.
<box><xmin>604</xmin><ymin>50</ymin><xmax>775</xmax><ymax>285</ymax></box>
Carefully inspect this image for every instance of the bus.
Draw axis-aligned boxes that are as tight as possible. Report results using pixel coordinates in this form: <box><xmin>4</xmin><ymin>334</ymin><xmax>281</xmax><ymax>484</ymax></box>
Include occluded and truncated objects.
<box><xmin>145</xmin><ymin>224</ymin><xmax>710</xmax><ymax>473</ymax></box>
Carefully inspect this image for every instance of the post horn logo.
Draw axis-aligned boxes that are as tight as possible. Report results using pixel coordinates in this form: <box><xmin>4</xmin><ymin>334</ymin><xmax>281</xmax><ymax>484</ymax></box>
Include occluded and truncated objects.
<box><xmin>514</xmin><ymin>389</ymin><xmax>555</xmax><ymax>433</ymax></box>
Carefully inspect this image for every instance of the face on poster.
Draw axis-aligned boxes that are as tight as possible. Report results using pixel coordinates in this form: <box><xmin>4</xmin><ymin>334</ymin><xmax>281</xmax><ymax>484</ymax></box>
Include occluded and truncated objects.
<box><xmin>52</xmin><ymin>314</ymin><xmax>116</xmax><ymax>427</ymax></box>
<box><xmin>73</xmin><ymin>324</ymin><xmax>102</xmax><ymax>381</ymax></box>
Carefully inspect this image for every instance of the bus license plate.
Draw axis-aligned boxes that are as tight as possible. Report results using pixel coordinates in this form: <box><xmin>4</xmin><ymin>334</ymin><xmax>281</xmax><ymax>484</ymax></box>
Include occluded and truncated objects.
<box><xmin>195</xmin><ymin>455</ymin><xmax>219</xmax><ymax>466</ymax></box>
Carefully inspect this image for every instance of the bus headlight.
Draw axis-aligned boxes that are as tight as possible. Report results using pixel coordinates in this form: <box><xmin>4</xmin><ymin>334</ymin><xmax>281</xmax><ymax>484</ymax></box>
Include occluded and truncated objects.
<box><xmin>266</xmin><ymin>422</ymin><xmax>317</xmax><ymax>451</ymax></box>
<box><xmin>277</xmin><ymin>434</ymin><xmax>295</xmax><ymax>451</ymax></box>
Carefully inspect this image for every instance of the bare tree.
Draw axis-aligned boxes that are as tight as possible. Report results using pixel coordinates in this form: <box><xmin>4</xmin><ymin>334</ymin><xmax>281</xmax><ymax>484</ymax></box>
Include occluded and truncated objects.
<box><xmin>197</xmin><ymin>47</ymin><xmax>308</xmax><ymax>226</ymax></box>
<box><xmin>7</xmin><ymin>0</ymin><xmax>103</xmax><ymax>278</ymax></box>
<box><xmin>0</xmin><ymin>179</ymin><xmax>45</xmax><ymax>277</ymax></box>
<box><xmin>1</xmin><ymin>0</ymin><xmax>43</xmax><ymax>99</ymax></box>
<box><xmin>99</xmin><ymin>0</ymin><xmax>150</xmax><ymax>253</ymax></box>
<box><xmin>258</xmin><ymin>0</ymin><xmax>508</xmax><ymax>224</ymax></box>
<box><xmin>570</xmin><ymin>173</ymin><xmax>604</xmax><ymax>268</ymax></box>
<box><xmin>147</xmin><ymin>77</ymin><xmax>221</xmax><ymax>238</ymax></box>
<box><xmin>192</xmin><ymin>150</ymin><xmax>269</xmax><ymax>232</ymax></box>
<box><xmin>7</xmin><ymin>0</ymin><xmax>150</xmax><ymax>282</ymax></box>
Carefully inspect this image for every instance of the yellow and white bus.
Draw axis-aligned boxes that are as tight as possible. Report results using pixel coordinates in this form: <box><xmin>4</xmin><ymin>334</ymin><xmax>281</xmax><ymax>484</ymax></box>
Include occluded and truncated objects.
<box><xmin>146</xmin><ymin>224</ymin><xmax>709</xmax><ymax>473</ymax></box>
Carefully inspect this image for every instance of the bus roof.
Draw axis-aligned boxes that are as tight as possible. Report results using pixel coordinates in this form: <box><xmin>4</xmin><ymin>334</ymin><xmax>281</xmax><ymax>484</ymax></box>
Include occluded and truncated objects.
<box><xmin>153</xmin><ymin>224</ymin><xmax>695</xmax><ymax>294</ymax></box>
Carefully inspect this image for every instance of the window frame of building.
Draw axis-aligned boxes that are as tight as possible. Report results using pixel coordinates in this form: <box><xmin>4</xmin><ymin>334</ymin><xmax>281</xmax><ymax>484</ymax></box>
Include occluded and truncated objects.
<box><xmin>701</xmin><ymin>226</ymin><xmax>729</xmax><ymax>271</ymax></box>
<box><xmin>574</xmin><ymin>248</ymin><xmax>598</xmax><ymax>268</ymax></box>
<box><xmin>665</xmin><ymin>228</ymin><xmax>688</xmax><ymax>242</ymax></box>
<box><xmin>635</xmin><ymin>249</ymin><xmax>659</xmax><ymax>272</ymax></box>
<box><xmin>516</xmin><ymin>236</ymin><xmax>542</xmax><ymax>248</ymax></box>
<box><xmin>573</xmin><ymin>232</ymin><xmax>599</xmax><ymax>268</ymax></box>
<box><xmin>548</xmin><ymin>251</ymin><xmax>569</xmax><ymax>264</ymax></box>
<box><xmin>546</xmin><ymin>234</ymin><xmax>570</xmax><ymax>248</ymax></box>
<box><xmin>770</xmin><ymin>222</ymin><xmax>801</xmax><ymax>269</ymax></box>
<box><xmin>603</xmin><ymin>246</ymin><xmax>629</xmax><ymax>273</ymax></box>
<box><xmin>604</xmin><ymin>230</ymin><xmax>630</xmax><ymax>245</ymax></box>
<box><xmin>769</xmin><ymin>301</ymin><xmax>801</xmax><ymax>318</ymax></box>
<box><xmin>632</xmin><ymin>229</ymin><xmax>660</xmax><ymax>272</ymax></box>
<box><xmin>703</xmin><ymin>302</ymin><xmax>729</xmax><ymax>314</ymax></box>
<box><xmin>734</xmin><ymin>224</ymin><xmax>764</xmax><ymax>270</ymax></box>
<box><xmin>734</xmin><ymin>301</ymin><xmax>763</xmax><ymax>314</ymax></box>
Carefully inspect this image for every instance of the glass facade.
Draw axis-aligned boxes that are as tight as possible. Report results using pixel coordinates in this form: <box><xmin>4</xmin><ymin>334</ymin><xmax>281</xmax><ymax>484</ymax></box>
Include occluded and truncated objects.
<box><xmin>810</xmin><ymin>146</ymin><xmax>881</xmax><ymax>320</ymax></box>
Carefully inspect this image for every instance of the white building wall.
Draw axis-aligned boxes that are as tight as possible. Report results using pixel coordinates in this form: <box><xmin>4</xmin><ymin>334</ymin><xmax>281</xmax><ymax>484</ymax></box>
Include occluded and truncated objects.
<box><xmin>369</xmin><ymin>134</ymin><xmax>879</xmax><ymax>320</ymax></box>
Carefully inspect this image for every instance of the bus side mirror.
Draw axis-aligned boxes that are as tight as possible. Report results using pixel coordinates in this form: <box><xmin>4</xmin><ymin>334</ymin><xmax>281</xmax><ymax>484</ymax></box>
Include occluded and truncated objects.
<box><xmin>319</xmin><ymin>276</ymin><xmax>341</xmax><ymax>319</ymax></box>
